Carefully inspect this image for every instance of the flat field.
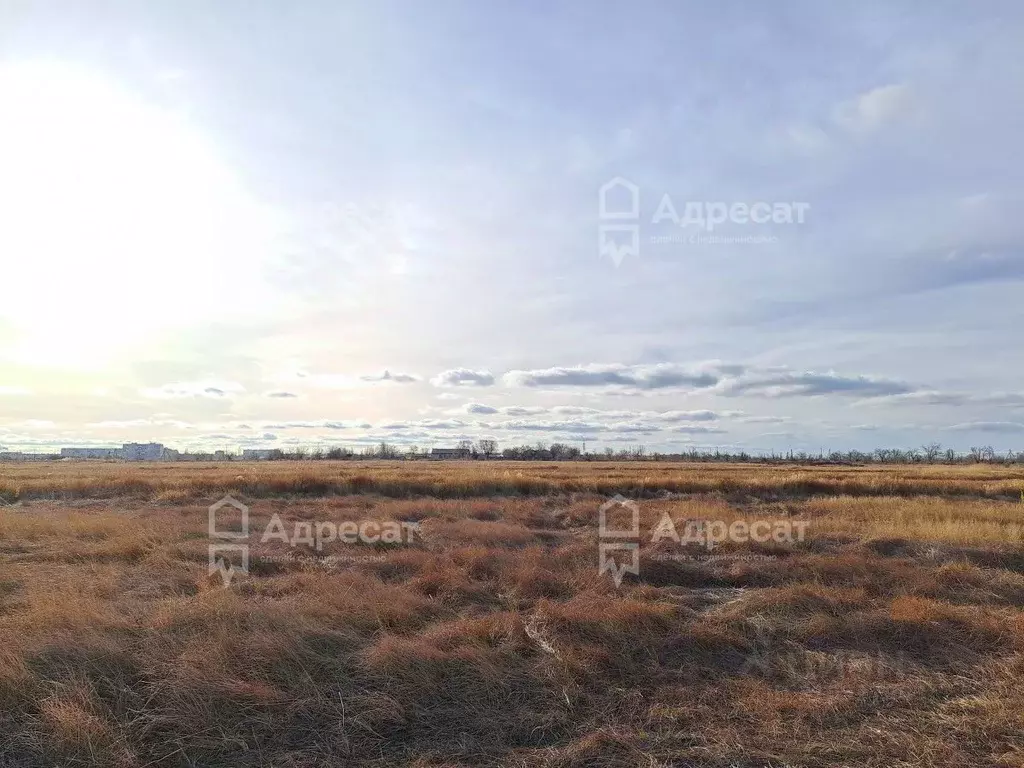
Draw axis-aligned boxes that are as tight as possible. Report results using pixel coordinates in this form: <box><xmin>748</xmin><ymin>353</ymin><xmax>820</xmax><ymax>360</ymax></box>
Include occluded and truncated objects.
<box><xmin>0</xmin><ymin>461</ymin><xmax>1022</xmax><ymax>767</ymax></box>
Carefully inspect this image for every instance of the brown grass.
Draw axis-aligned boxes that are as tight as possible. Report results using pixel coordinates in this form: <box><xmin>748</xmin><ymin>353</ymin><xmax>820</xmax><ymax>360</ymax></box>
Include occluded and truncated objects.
<box><xmin>0</xmin><ymin>462</ymin><xmax>1021</xmax><ymax>766</ymax></box>
<box><xmin>4</xmin><ymin>458</ymin><xmax>1024</xmax><ymax>501</ymax></box>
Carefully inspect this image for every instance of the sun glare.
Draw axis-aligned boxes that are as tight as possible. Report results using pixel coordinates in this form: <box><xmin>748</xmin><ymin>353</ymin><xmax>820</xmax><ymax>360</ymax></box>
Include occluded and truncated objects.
<box><xmin>0</xmin><ymin>61</ymin><xmax>273</xmax><ymax>367</ymax></box>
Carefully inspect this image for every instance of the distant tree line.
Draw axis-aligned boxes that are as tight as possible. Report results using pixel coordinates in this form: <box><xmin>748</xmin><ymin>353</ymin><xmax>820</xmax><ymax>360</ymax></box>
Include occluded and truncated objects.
<box><xmin>195</xmin><ymin>440</ymin><xmax>1024</xmax><ymax>465</ymax></box>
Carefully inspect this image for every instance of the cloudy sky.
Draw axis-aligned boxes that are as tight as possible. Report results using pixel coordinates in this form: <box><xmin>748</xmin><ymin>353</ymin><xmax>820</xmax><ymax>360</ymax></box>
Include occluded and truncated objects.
<box><xmin>1</xmin><ymin>1</ymin><xmax>1023</xmax><ymax>454</ymax></box>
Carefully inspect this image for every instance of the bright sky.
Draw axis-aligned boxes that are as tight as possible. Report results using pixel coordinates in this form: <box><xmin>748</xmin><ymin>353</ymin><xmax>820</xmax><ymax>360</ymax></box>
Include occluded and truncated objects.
<box><xmin>1</xmin><ymin>1</ymin><xmax>1023</xmax><ymax>454</ymax></box>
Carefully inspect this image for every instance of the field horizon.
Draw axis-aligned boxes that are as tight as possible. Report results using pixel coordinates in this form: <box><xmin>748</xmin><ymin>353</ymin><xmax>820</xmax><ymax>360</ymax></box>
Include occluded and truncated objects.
<box><xmin>5</xmin><ymin>458</ymin><xmax>1024</xmax><ymax>502</ymax></box>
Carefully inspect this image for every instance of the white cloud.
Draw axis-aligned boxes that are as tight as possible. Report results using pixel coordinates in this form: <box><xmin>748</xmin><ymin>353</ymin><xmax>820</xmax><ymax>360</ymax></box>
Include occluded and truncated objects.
<box><xmin>504</xmin><ymin>363</ymin><xmax>719</xmax><ymax>390</ymax></box>
<box><xmin>463</xmin><ymin>403</ymin><xmax>499</xmax><ymax>414</ymax></box>
<box><xmin>140</xmin><ymin>381</ymin><xmax>245</xmax><ymax>399</ymax></box>
<box><xmin>945</xmin><ymin>421</ymin><xmax>1024</xmax><ymax>433</ymax></box>
<box><xmin>378</xmin><ymin>419</ymin><xmax>467</xmax><ymax>430</ymax></box>
<box><xmin>833</xmin><ymin>83</ymin><xmax>913</xmax><ymax>134</ymax></box>
<box><xmin>262</xmin><ymin>420</ymin><xmax>370</xmax><ymax>430</ymax></box>
<box><xmin>431</xmin><ymin>369</ymin><xmax>495</xmax><ymax>387</ymax></box>
<box><xmin>359</xmin><ymin>370</ymin><xmax>419</xmax><ymax>383</ymax></box>
<box><xmin>497</xmin><ymin>419</ymin><xmax>605</xmax><ymax>433</ymax></box>
<box><xmin>717</xmin><ymin>370</ymin><xmax>915</xmax><ymax>399</ymax></box>
<box><xmin>655</xmin><ymin>410</ymin><xmax>718</xmax><ymax>422</ymax></box>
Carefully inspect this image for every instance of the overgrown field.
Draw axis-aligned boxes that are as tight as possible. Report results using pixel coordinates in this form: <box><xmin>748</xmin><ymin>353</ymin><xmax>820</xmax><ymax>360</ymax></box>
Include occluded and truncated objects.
<box><xmin>4</xmin><ymin>459</ymin><xmax>1024</xmax><ymax>501</ymax></box>
<box><xmin>0</xmin><ymin>461</ymin><xmax>1022</xmax><ymax>766</ymax></box>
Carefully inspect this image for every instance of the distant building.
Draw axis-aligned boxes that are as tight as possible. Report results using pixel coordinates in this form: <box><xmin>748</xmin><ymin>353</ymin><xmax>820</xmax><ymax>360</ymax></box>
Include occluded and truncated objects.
<box><xmin>430</xmin><ymin>447</ymin><xmax>472</xmax><ymax>460</ymax></box>
<box><xmin>0</xmin><ymin>451</ymin><xmax>53</xmax><ymax>461</ymax></box>
<box><xmin>60</xmin><ymin>447</ymin><xmax>122</xmax><ymax>459</ymax></box>
<box><xmin>122</xmin><ymin>443</ymin><xmax>177</xmax><ymax>461</ymax></box>
<box><xmin>242</xmin><ymin>448</ymin><xmax>281</xmax><ymax>460</ymax></box>
<box><xmin>59</xmin><ymin>443</ymin><xmax>179</xmax><ymax>461</ymax></box>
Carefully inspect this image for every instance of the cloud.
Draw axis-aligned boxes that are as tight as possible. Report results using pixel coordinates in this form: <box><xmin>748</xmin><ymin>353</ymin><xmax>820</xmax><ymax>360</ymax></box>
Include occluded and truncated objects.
<box><xmin>488</xmin><ymin>418</ymin><xmax>665</xmax><ymax>436</ymax></box>
<box><xmin>503</xmin><ymin>406</ymin><xmax>549</xmax><ymax>416</ymax></box>
<box><xmin>980</xmin><ymin>393</ymin><xmax>1024</xmax><ymax>407</ymax></box>
<box><xmin>736</xmin><ymin>415</ymin><xmax>790</xmax><ymax>424</ymax></box>
<box><xmin>360</xmin><ymin>369</ymin><xmax>419</xmax><ymax>384</ymax></box>
<box><xmin>605</xmin><ymin>422</ymin><xmax>659</xmax><ymax>434</ymax></box>
<box><xmin>431</xmin><ymin>369</ymin><xmax>495</xmax><ymax>387</ymax></box>
<box><xmin>141</xmin><ymin>381</ymin><xmax>245</xmax><ymax>399</ymax></box>
<box><xmin>833</xmin><ymin>83</ymin><xmax>913</xmax><ymax>134</ymax></box>
<box><xmin>502</xmin><ymin>363</ymin><xmax>910</xmax><ymax>399</ymax></box>
<box><xmin>87</xmin><ymin>418</ymin><xmax>191</xmax><ymax>429</ymax></box>
<box><xmin>655</xmin><ymin>410</ymin><xmax>718</xmax><ymax>422</ymax></box>
<box><xmin>945</xmin><ymin>421</ymin><xmax>1024</xmax><ymax>433</ymax></box>
<box><xmin>279</xmin><ymin>370</ymin><xmax>418</xmax><ymax>390</ymax></box>
<box><xmin>378</xmin><ymin>419</ymin><xmax>467</xmax><ymax>430</ymax></box>
<box><xmin>859</xmin><ymin>391</ymin><xmax>1024</xmax><ymax>408</ymax></box>
<box><xmin>0</xmin><ymin>386</ymin><xmax>29</xmax><ymax>396</ymax></box>
<box><xmin>452</xmin><ymin>404</ymin><xmax>722</xmax><ymax>423</ymax></box>
<box><xmin>497</xmin><ymin>419</ymin><xmax>605</xmax><ymax>433</ymax></box>
<box><xmin>262</xmin><ymin>420</ymin><xmax>369</xmax><ymax>430</ymax></box>
<box><xmin>504</xmin><ymin>363</ymin><xmax>719</xmax><ymax>390</ymax></box>
<box><xmin>718</xmin><ymin>370</ymin><xmax>915</xmax><ymax>399</ymax></box>
<box><xmin>8</xmin><ymin>419</ymin><xmax>55</xmax><ymax>429</ymax></box>
<box><xmin>547</xmin><ymin>406</ymin><xmax>604</xmax><ymax>415</ymax></box>
<box><xmin>463</xmin><ymin>403</ymin><xmax>499</xmax><ymax>414</ymax></box>
<box><xmin>265</xmin><ymin>391</ymin><xmax>299</xmax><ymax>398</ymax></box>
<box><xmin>672</xmin><ymin>425</ymin><xmax>725</xmax><ymax>434</ymax></box>
<box><xmin>860</xmin><ymin>391</ymin><xmax>968</xmax><ymax>407</ymax></box>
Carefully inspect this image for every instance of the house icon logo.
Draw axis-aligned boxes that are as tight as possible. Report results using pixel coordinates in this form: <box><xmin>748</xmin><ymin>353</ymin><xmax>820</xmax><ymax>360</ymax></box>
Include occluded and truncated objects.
<box><xmin>208</xmin><ymin>495</ymin><xmax>250</xmax><ymax>586</ymax></box>
<box><xmin>599</xmin><ymin>177</ymin><xmax>639</xmax><ymax>219</ymax></box>
<box><xmin>597</xmin><ymin>494</ymin><xmax>641</xmax><ymax>586</ymax></box>
<box><xmin>598</xmin><ymin>177</ymin><xmax>640</xmax><ymax>266</ymax></box>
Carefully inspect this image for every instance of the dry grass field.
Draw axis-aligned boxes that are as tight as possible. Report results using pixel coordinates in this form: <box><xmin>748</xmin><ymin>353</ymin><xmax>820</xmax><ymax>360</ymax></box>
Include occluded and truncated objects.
<box><xmin>4</xmin><ymin>459</ymin><xmax>1024</xmax><ymax>501</ymax></box>
<box><xmin>1</xmin><ymin>460</ymin><xmax>1022</xmax><ymax>767</ymax></box>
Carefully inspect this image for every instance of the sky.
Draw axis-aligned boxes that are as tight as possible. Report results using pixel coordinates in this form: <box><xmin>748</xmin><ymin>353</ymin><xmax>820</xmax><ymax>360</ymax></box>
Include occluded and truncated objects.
<box><xmin>1</xmin><ymin>0</ymin><xmax>1023</xmax><ymax>455</ymax></box>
